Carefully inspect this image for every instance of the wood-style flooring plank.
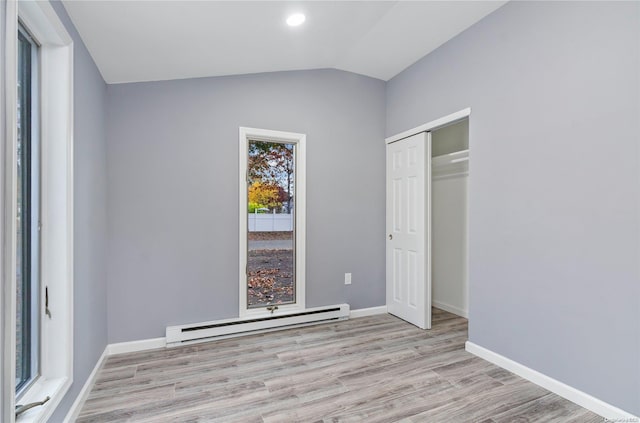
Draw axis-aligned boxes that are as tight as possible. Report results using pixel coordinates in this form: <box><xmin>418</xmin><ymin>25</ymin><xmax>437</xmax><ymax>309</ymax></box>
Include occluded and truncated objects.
<box><xmin>76</xmin><ymin>309</ymin><xmax>601</xmax><ymax>422</ymax></box>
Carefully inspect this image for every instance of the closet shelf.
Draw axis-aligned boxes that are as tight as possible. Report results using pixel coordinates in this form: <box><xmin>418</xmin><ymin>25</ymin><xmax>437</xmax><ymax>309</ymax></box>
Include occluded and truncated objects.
<box><xmin>432</xmin><ymin>149</ymin><xmax>468</xmax><ymax>180</ymax></box>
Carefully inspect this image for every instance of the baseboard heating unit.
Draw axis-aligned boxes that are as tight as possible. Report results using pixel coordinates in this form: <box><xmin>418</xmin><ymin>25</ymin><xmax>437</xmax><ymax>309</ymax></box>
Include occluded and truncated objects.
<box><xmin>166</xmin><ymin>304</ymin><xmax>350</xmax><ymax>347</ymax></box>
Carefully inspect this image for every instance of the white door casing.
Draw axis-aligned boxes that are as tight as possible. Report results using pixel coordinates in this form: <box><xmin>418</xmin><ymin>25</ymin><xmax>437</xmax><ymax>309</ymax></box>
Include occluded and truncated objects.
<box><xmin>386</xmin><ymin>131</ymin><xmax>431</xmax><ymax>329</ymax></box>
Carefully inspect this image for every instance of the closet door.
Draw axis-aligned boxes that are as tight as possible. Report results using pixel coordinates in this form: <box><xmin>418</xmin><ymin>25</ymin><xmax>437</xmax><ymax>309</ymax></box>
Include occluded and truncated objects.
<box><xmin>386</xmin><ymin>132</ymin><xmax>432</xmax><ymax>329</ymax></box>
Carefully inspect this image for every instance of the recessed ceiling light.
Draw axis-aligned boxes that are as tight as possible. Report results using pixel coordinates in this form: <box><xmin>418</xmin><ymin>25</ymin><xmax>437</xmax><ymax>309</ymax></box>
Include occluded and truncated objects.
<box><xmin>286</xmin><ymin>13</ymin><xmax>305</xmax><ymax>27</ymax></box>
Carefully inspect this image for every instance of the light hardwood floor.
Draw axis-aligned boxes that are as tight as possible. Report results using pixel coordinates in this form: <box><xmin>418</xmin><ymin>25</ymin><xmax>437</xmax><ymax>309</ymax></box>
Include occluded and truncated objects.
<box><xmin>76</xmin><ymin>308</ymin><xmax>602</xmax><ymax>422</ymax></box>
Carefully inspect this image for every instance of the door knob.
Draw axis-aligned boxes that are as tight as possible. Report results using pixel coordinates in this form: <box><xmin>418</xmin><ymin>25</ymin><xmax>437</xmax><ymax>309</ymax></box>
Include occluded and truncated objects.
<box><xmin>388</xmin><ymin>234</ymin><xmax>393</xmax><ymax>240</ymax></box>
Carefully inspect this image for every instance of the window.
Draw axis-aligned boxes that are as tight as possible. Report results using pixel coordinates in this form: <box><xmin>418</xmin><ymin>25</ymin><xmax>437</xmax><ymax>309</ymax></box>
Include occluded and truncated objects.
<box><xmin>246</xmin><ymin>140</ymin><xmax>296</xmax><ymax>309</ymax></box>
<box><xmin>239</xmin><ymin>128</ymin><xmax>306</xmax><ymax>318</ymax></box>
<box><xmin>16</xmin><ymin>22</ymin><xmax>40</xmax><ymax>396</ymax></box>
<box><xmin>7</xmin><ymin>1</ymin><xmax>74</xmax><ymax>421</ymax></box>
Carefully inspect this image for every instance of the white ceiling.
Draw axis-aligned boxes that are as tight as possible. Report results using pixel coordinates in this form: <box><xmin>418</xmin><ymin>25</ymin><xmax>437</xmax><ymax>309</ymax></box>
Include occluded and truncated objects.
<box><xmin>62</xmin><ymin>1</ymin><xmax>507</xmax><ymax>84</ymax></box>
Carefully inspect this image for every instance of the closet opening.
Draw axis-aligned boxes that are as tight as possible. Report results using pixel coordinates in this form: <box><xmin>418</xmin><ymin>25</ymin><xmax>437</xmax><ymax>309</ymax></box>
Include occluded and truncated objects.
<box><xmin>431</xmin><ymin>118</ymin><xmax>469</xmax><ymax>326</ymax></box>
<box><xmin>385</xmin><ymin>108</ymin><xmax>470</xmax><ymax>331</ymax></box>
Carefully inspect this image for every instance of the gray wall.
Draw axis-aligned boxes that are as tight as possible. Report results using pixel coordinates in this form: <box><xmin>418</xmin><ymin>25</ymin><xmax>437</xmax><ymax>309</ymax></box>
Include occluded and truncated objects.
<box><xmin>387</xmin><ymin>1</ymin><xmax>640</xmax><ymax>415</ymax></box>
<box><xmin>50</xmin><ymin>1</ymin><xmax>109</xmax><ymax>421</ymax></box>
<box><xmin>106</xmin><ymin>70</ymin><xmax>386</xmax><ymax>343</ymax></box>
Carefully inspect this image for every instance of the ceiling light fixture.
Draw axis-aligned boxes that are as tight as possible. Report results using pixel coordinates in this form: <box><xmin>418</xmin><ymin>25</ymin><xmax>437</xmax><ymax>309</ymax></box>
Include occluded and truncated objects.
<box><xmin>286</xmin><ymin>13</ymin><xmax>305</xmax><ymax>27</ymax></box>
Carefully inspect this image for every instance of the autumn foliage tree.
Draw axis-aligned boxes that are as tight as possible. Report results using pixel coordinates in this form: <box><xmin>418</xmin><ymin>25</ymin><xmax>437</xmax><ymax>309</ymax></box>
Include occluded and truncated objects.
<box><xmin>248</xmin><ymin>181</ymin><xmax>286</xmax><ymax>211</ymax></box>
<box><xmin>248</xmin><ymin>141</ymin><xmax>294</xmax><ymax>212</ymax></box>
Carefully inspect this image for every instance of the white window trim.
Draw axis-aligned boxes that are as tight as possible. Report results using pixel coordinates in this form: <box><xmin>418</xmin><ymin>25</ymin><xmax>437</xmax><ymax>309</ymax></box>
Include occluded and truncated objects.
<box><xmin>2</xmin><ymin>3</ymin><xmax>20</xmax><ymax>422</ymax></box>
<box><xmin>9</xmin><ymin>1</ymin><xmax>74</xmax><ymax>422</ymax></box>
<box><xmin>238</xmin><ymin>127</ymin><xmax>306</xmax><ymax>319</ymax></box>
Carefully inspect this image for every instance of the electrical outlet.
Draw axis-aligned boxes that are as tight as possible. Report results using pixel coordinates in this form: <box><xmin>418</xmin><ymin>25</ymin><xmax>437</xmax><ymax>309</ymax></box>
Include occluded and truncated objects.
<box><xmin>344</xmin><ymin>273</ymin><xmax>352</xmax><ymax>285</ymax></box>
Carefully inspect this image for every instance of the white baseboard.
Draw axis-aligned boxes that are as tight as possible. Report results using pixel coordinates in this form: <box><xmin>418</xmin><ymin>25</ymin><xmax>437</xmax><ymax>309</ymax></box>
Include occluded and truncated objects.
<box><xmin>107</xmin><ymin>337</ymin><xmax>167</xmax><ymax>355</ymax></box>
<box><xmin>465</xmin><ymin>341</ymin><xmax>638</xmax><ymax>421</ymax></box>
<box><xmin>62</xmin><ymin>347</ymin><xmax>108</xmax><ymax>423</ymax></box>
<box><xmin>350</xmin><ymin>305</ymin><xmax>387</xmax><ymax>318</ymax></box>
<box><xmin>432</xmin><ymin>300</ymin><xmax>468</xmax><ymax>318</ymax></box>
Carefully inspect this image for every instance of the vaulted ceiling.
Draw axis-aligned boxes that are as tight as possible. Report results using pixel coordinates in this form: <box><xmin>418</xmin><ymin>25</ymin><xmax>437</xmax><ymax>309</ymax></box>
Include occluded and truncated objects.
<box><xmin>62</xmin><ymin>1</ymin><xmax>507</xmax><ymax>84</ymax></box>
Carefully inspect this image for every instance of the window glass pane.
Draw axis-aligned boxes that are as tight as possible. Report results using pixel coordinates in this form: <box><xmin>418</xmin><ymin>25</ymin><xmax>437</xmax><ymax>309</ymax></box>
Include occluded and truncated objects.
<box><xmin>247</xmin><ymin>141</ymin><xmax>295</xmax><ymax>309</ymax></box>
<box><xmin>16</xmin><ymin>25</ymin><xmax>39</xmax><ymax>394</ymax></box>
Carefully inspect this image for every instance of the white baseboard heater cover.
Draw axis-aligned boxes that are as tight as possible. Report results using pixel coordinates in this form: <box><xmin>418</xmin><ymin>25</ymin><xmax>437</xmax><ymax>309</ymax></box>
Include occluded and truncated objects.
<box><xmin>166</xmin><ymin>304</ymin><xmax>350</xmax><ymax>347</ymax></box>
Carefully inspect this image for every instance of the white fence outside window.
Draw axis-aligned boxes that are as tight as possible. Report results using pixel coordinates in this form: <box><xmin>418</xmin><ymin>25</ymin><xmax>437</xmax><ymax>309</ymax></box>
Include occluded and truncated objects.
<box><xmin>248</xmin><ymin>212</ymin><xmax>293</xmax><ymax>232</ymax></box>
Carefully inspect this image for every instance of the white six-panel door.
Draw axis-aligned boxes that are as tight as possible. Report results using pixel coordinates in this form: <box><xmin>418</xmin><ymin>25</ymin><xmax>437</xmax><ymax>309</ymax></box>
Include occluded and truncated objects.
<box><xmin>386</xmin><ymin>132</ymin><xmax>432</xmax><ymax>329</ymax></box>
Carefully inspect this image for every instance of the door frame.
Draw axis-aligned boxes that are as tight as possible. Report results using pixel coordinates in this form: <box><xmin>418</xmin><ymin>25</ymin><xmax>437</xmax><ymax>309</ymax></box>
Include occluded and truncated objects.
<box><xmin>385</xmin><ymin>107</ymin><xmax>471</xmax><ymax>328</ymax></box>
<box><xmin>385</xmin><ymin>108</ymin><xmax>471</xmax><ymax>145</ymax></box>
<box><xmin>238</xmin><ymin>127</ymin><xmax>306</xmax><ymax>318</ymax></box>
